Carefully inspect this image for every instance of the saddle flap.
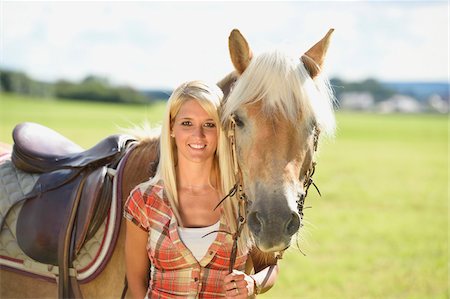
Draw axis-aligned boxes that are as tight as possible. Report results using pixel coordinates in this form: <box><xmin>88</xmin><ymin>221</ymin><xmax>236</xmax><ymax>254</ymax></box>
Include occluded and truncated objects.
<box><xmin>22</xmin><ymin>168</ymin><xmax>81</xmax><ymax>200</ymax></box>
<box><xmin>75</xmin><ymin>166</ymin><xmax>109</xmax><ymax>253</ymax></box>
<box><xmin>17</xmin><ymin>176</ymin><xmax>81</xmax><ymax>265</ymax></box>
<box><xmin>16</xmin><ymin>167</ymin><xmax>109</xmax><ymax>266</ymax></box>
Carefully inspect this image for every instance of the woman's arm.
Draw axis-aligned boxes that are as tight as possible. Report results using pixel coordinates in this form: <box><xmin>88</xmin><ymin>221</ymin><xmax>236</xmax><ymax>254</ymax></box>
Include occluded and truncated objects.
<box><xmin>125</xmin><ymin>220</ymin><xmax>151</xmax><ymax>299</ymax></box>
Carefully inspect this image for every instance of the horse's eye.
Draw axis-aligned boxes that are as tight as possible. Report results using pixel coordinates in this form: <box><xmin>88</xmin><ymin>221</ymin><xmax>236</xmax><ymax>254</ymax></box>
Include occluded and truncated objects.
<box><xmin>234</xmin><ymin>114</ymin><xmax>244</xmax><ymax>128</ymax></box>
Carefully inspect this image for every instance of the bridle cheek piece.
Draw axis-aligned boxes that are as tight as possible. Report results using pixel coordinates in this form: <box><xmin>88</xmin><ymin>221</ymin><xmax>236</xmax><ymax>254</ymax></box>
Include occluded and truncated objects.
<box><xmin>298</xmin><ymin>125</ymin><xmax>321</xmax><ymax>222</ymax></box>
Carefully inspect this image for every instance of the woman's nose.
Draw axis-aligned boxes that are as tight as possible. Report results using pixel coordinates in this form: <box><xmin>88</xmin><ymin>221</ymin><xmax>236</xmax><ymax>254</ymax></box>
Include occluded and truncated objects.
<box><xmin>193</xmin><ymin>125</ymin><xmax>205</xmax><ymax>137</ymax></box>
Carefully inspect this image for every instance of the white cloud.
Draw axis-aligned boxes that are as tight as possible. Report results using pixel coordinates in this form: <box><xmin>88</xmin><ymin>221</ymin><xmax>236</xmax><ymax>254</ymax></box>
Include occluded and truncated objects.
<box><xmin>1</xmin><ymin>1</ymin><xmax>448</xmax><ymax>89</ymax></box>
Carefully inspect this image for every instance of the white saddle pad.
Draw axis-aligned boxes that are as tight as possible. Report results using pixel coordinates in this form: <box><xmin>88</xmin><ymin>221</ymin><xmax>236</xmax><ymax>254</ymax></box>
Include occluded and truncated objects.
<box><xmin>0</xmin><ymin>157</ymin><xmax>120</xmax><ymax>282</ymax></box>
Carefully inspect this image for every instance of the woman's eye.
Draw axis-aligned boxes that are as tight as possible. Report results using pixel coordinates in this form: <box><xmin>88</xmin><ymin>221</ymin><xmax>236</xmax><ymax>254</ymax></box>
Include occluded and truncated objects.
<box><xmin>181</xmin><ymin>121</ymin><xmax>192</xmax><ymax>126</ymax></box>
<box><xmin>204</xmin><ymin>122</ymin><xmax>216</xmax><ymax>128</ymax></box>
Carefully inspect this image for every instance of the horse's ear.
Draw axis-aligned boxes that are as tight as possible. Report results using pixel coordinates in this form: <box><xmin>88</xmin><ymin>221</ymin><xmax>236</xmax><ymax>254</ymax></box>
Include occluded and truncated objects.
<box><xmin>302</xmin><ymin>29</ymin><xmax>334</xmax><ymax>78</ymax></box>
<box><xmin>229</xmin><ymin>29</ymin><xmax>253</xmax><ymax>74</ymax></box>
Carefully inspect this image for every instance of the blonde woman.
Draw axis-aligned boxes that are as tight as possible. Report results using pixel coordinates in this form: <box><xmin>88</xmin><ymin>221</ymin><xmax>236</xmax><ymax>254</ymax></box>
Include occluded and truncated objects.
<box><xmin>124</xmin><ymin>81</ymin><xmax>279</xmax><ymax>298</ymax></box>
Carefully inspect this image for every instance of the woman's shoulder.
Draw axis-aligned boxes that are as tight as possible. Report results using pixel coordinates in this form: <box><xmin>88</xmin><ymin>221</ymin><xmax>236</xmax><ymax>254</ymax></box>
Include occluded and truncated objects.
<box><xmin>130</xmin><ymin>179</ymin><xmax>166</xmax><ymax>207</ymax></box>
<box><xmin>124</xmin><ymin>180</ymin><xmax>171</xmax><ymax>230</ymax></box>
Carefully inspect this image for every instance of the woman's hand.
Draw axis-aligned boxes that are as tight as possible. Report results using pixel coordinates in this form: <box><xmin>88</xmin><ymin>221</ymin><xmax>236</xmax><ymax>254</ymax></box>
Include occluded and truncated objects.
<box><xmin>224</xmin><ymin>270</ymin><xmax>255</xmax><ymax>298</ymax></box>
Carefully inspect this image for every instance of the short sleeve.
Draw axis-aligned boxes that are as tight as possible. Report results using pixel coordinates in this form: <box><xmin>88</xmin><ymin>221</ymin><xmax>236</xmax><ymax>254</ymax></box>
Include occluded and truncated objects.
<box><xmin>124</xmin><ymin>184</ymin><xmax>154</xmax><ymax>231</ymax></box>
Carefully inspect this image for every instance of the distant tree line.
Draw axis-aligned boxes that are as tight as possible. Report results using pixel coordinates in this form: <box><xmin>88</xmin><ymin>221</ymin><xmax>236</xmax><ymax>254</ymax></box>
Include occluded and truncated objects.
<box><xmin>0</xmin><ymin>69</ymin><xmax>151</xmax><ymax>104</ymax></box>
<box><xmin>1</xmin><ymin>68</ymin><xmax>399</xmax><ymax>105</ymax></box>
<box><xmin>0</xmin><ymin>69</ymin><xmax>54</xmax><ymax>97</ymax></box>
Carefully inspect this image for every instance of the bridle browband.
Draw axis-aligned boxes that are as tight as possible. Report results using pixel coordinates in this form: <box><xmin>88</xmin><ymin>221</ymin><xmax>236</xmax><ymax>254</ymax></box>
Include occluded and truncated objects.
<box><xmin>214</xmin><ymin>114</ymin><xmax>321</xmax><ymax>273</ymax></box>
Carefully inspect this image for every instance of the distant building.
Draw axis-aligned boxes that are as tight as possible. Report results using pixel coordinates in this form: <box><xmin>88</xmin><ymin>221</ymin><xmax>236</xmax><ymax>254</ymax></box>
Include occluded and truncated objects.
<box><xmin>340</xmin><ymin>92</ymin><xmax>374</xmax><ymax>111</ymax></box>
<box><xmin>376</xmin><ymin>95</ymin><xmax>423</xmax><ymax>113</ymax></box>
<box><xmin>427</xmin><ymin>94</ymin><xmax>449</xmax><ymax>113</ymax></box>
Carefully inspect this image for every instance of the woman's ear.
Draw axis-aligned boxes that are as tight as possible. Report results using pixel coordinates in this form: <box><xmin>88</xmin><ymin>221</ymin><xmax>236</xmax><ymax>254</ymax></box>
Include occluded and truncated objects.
<box><xmin>169</xmin><ymin>119</ymin><xmax>175</xmax><ymax>138</ymax></box>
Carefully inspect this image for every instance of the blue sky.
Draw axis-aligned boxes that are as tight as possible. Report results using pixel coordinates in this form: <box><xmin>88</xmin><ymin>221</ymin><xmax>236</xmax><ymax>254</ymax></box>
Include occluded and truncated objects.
<box><xmin>1</xmin><ymin>1</ymin><xmax>448</xmax><ymax>89</ymax></box>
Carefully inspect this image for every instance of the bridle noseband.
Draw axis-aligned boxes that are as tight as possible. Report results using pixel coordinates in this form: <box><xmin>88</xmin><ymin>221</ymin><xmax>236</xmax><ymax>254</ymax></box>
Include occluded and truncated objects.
<box><xmin>215</xmin><ymin>114</ymin><xmax>321</xmax><ymax>273</ymax></box>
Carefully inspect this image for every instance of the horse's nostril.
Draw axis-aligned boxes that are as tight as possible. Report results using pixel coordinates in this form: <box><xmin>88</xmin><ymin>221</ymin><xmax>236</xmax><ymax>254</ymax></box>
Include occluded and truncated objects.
<box><xmin>248</xmin><ymin>211</ymin><xmax>262</xmax><ymax>235</ymax></box>
<box><xmin>285</xmin><ymin>212</ymin><xmax>300</xmax><ymax>236</ymax></box>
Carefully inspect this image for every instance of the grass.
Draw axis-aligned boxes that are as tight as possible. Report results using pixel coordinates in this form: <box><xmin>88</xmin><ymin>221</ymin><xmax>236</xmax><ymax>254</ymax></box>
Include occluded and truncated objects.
<box><xmin>0</xmin><ymin>93</ymin><xmax>167</xmax><ymax>147</ymax></box>
<box><xmin>1</xmin><ymin>93</ymin><xmax>448</xmax><ymax>298</ymax></box>
<box><xmin>260</xmin><ymin>113</ymin><xmax>448</xmax><ymax>299</ymax></box>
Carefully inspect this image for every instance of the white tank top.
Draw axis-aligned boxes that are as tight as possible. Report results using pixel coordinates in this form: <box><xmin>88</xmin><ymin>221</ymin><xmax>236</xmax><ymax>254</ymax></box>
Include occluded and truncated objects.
<box><xmin>177</xmin><ymin>221</ymin><xmax>220</xmax><ymax>261</ymax></box>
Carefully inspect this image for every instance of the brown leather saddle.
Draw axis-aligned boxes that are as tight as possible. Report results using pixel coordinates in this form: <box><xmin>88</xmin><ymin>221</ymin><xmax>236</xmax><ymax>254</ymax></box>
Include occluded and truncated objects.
<box><xmin>11</xmin><ymin>122</ymin><xmax>135</xmax><ymax>298</ymax></box>
<box><xmin>12</xmin><ymin>122</ymin><xmax>125</xmax><ymax>173</ymax></box>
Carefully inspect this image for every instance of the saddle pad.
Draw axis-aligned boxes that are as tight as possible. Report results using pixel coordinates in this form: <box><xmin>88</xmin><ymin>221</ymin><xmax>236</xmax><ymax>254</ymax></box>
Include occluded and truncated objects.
<box><xmin>0</xmin><ymin>157</ymin><xmax>120</xmax><ymax>283</ymax></box>
<box><xmin>0</xmin><ymin>159</ymin><xmax>39</xmax><ymax>231</ymax></box>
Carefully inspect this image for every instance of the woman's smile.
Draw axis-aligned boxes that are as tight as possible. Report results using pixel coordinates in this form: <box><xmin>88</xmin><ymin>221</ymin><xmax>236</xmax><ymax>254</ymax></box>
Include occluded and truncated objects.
<box><xmin>188</xmin><ymin>143</ymin><xmax>207</xmax><ymax>149</ymax></box>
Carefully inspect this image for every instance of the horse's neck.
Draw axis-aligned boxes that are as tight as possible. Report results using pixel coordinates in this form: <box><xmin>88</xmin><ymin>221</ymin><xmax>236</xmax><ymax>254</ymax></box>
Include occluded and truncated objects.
<box><xmin>121</xmin><ymin>137</ymin><xmax>160</xmax><ymax>205</ymax></box>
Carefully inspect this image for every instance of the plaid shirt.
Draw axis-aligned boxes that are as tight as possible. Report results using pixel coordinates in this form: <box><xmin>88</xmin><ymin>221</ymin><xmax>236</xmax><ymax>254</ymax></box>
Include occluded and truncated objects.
<box><xmin>124</xmin><ymin>181</ymin><xmax>247</xmax><ymax>298</ymax></box>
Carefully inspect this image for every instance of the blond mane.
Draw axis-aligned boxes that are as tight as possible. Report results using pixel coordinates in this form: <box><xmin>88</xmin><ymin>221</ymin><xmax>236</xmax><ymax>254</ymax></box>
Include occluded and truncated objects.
<box><xmin>221</xmin><ymin>50</ymin><xmax>335</xmax><ymax>136</ymax></box>
<box><xmin>120</xmin><ymin>121</ymin><xmax>161</xmax><ymax>142</ymax></box>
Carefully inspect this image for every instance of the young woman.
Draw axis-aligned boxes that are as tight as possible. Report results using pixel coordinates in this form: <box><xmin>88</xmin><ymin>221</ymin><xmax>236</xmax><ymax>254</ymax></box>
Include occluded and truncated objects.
<box><xmin>124</xmin><ymin>81</ymin><xmax>279</xmax><ymax>298</ymax></box>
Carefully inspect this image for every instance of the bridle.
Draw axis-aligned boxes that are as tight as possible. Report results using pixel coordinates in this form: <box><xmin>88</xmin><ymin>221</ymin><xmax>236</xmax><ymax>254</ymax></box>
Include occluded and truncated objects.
<box><xmin>297</xmin><ymin>125</ymin><xmax>321</xmax><ymax>223</ymax></box>
<box><xmin>215</xmin><ymin>114</ymin><xmax>321</xmax><ymax>273</ymax></box>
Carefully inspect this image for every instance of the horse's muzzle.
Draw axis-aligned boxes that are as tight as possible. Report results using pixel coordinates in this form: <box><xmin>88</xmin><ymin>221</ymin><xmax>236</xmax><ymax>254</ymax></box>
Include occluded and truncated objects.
<box><xmin>248</xmin><ymin>209</ymin><xmax>300</xmax><ymax>252</ymax></box>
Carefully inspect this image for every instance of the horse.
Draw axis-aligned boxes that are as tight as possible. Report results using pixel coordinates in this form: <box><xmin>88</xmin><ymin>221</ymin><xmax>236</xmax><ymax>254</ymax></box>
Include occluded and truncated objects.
<box><xmin>218</xmin><ymin>29</ymin><xmax>335</xmax><ymax>253</ymax></box>
<box><xmin>0</xmin><ymin>28</ymin><xmax>335</xmax><ymax>298</ymax></box>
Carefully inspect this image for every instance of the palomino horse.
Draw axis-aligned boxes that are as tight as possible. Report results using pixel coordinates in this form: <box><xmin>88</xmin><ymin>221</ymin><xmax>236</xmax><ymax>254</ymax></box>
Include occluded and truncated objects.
<box><xmin>218</xmin><ymin>29</ymin><xmax>335</xmax><ymax>253</ymax></box>
<box><xmin>0</xmin><ymin>29</ymin><xmax>335</xmax><ymax>298</ymax></box>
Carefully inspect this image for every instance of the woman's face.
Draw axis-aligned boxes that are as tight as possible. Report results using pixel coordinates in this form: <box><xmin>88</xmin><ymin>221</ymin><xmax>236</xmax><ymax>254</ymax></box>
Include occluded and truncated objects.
<box><xmin>171</xmin><ymin>99</ymin><xmax>218</xmax><ymax>165</ymax></box>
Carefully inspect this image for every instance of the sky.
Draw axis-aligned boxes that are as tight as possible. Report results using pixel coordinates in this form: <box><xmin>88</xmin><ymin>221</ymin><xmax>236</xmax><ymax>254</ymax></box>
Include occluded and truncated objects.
<box><xmin>1</xmin><ymin>1</ymin><xmax>449</xmax><ymax>89</ymax></box>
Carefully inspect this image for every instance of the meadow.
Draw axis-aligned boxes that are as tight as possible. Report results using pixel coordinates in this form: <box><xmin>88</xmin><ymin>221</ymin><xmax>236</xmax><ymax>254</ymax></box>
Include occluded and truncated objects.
<box><xmin>0</xmin><ymin>93</ymin><xmax>448</xmax><ymax>298</ymax></box>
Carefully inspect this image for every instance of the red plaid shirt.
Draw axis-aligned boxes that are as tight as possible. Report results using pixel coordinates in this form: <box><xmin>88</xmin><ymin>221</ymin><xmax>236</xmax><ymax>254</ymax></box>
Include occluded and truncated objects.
<box><xmin>124</xmin><ymin>181</ymin><xmax>247</xmax><ymax>298</ymax></box>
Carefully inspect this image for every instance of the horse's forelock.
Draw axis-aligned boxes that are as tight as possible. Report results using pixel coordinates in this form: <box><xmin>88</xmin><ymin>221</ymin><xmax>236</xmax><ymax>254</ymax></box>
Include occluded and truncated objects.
<box><xmin>222</xmin><ymin>50</ymin><xmax>335</xmax><ymax>136</ymax></box>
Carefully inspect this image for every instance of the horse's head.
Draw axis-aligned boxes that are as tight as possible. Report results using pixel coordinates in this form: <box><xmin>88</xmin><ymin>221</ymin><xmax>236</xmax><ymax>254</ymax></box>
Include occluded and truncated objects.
<box><xmin>219</xmin><ymin>29</ymin><xmax>335</xmax><ymax>252</ymax></box>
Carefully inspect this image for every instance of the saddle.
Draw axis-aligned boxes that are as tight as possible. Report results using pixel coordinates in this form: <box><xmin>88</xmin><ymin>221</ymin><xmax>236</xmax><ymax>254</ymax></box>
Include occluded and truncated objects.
<box><xmin>12</xmin><ymin>122</ymin><xmax>126</xmax><ymax>173</ymax></box>
<box><xmin>11</xmin><ymin>122</ymin><xmax>135</xmax><ymax>298</ymax></box>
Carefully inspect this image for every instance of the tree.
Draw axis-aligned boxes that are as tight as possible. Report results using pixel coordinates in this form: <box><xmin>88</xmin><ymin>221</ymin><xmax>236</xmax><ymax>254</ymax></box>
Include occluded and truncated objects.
<box><xmin>0</xmin><ymin>69</ymin><xmax>53</xmax><ymax>97</ymax></box>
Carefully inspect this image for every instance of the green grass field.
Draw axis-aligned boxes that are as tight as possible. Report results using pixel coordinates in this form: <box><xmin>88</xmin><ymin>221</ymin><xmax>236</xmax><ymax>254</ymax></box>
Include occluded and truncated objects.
<box><xmin>0</xmin><ymin>93</ymin><xmax>168</xmax><ymax>147</ymax></box>
<box><xmin>1</xmin><ymin>93</ymin><xmax>448</xmax><ymax>298</ymax></box>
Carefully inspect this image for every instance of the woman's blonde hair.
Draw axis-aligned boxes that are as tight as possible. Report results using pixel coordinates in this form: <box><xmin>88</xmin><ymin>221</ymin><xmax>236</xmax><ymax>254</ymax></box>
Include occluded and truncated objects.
<box><xmin>149</xmin><ymin>80</ymin><xmax>250</xmax><ymax>253</ymax></box>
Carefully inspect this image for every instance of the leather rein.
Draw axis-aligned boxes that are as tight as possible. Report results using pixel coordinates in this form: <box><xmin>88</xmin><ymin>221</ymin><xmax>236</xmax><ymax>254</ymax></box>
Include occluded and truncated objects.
<box><xmin>215</xmin><ymin>114</ymin><xmax>321</xmax><ymax>273</ymax></box>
